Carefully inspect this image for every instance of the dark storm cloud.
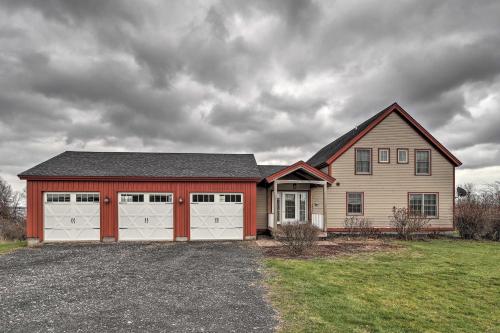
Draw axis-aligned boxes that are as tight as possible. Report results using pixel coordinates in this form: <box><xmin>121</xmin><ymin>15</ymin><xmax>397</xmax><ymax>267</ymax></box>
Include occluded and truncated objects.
<box><xmin>1</xmin><ymin>0</ymin><xmax>500</xmax><ymax>190</ymax></box>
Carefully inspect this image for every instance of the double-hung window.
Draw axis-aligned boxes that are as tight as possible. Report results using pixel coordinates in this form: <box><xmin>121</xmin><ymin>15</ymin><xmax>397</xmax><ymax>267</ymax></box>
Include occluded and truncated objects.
<box><xmin>415</xmin><ymin>149</ymin><xmax>431</xmax><ymax>175</ymax></box>
<box><xmin>347</xmin><ymin>192</ymin><xmax>364</xmax><ymax>215</ymax></box>
<box><xmin>409</xmin><ymin>193</ymin><xmax>438</xmax><ymax>218</ymax></box>
<box><xmin>355</xmin><ymin>148</ymin><xmax>372</xmax><ymax>174</ymax></box>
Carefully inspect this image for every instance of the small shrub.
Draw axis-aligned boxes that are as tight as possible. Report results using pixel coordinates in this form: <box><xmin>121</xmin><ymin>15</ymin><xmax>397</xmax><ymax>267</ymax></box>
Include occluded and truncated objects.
<box><xmin>343</xmin><ymin>216</ymin><xmax>378</xmax><ymax>237</ymax></box>
<box><xmin>455</xmin><ymin>183</ymin><xmax>500</xmax><ymax>241</ymax></box>
<box><xmin>275</xmin><ymin>222</ymin><xmax>319</xmax><ymax>255</ymax></box>
<box><xmin>390</xmin><ymin>207</ymin><xmax>430</xmax><ymax>240</ymax></box>
<box><xmin>455</xmin><ymin>201</ymin><xmax>487</xmax><ymax>239</ymax></box>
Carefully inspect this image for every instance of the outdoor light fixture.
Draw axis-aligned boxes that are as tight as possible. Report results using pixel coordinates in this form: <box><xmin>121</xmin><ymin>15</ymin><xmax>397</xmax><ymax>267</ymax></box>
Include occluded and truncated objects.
<box><xmin>178</xmin><ymin>196</ymin><xmax>184</xmax><ymax>204</ymax></box>
<box><xmin>104</xmin><ymin>196</ymin><xmax>111</xmax><ymax>204</ymax></box>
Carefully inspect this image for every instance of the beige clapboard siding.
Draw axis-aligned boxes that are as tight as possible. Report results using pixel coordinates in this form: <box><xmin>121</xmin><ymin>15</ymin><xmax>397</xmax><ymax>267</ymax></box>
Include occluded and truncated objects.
<box><xmin>256</xmin><ymin>186</ymin><xmax>268</xmax><ymax>229</ymax></box>
<box><xmin>311</xmin><ymin>186</ymin><xmax>323</xmax><ymax>215</ymax></box>
<box><xmin>327</xmin><ymin>112</ymin><xmax>454</xmax><ymax>228</ymax></box>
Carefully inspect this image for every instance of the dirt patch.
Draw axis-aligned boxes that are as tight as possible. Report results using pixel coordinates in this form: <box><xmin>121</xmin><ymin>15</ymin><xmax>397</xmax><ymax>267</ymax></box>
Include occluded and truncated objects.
<box><xmin>261</xmin><ymin>239</ymin><xmax>401</xmax><ymax>259</ymax></box>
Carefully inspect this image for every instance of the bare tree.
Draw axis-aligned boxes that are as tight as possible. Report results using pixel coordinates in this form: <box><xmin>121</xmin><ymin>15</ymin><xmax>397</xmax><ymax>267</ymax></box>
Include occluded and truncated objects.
<box><xmin>456</xmin><ymin>183</ymin><xmax>500</xmax><ymax>241</ymax></box>
<box><xmin>0</xmin><ymin>178</ymin><xmax>25</xmax><ymax>240</ymax></box>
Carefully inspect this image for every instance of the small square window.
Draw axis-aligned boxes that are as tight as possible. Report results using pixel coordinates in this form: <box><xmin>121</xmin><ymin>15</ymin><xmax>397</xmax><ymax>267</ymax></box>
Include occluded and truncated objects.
<box><xmin>378</xmin><ymin>148</ymin><xmax>390</xmax><ymax>163</ymax></box>
<box><xmin>397</xmin><ymin>148</ymin><xmax>409</xmax><ymax>164</ymax></box>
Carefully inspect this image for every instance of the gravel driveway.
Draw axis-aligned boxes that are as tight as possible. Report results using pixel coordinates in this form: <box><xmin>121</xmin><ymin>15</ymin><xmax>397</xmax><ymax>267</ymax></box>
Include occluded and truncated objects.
<box><xmin>0</xmin><ymin>242</ymin><xmax>277</xmax><ymax>332</ymax></box>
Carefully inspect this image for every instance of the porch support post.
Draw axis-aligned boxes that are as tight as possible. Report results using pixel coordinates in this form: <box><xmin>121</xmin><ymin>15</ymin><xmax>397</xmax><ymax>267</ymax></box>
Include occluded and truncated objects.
<box><xmin>322</xmin><ymin>182</ymin><xmax>328</xmax><ymax>232</ymax></box>
<box><xmin>273</xmin><ymin>180</ymin><xmax>278</xmax><ymax>233</ymax></box>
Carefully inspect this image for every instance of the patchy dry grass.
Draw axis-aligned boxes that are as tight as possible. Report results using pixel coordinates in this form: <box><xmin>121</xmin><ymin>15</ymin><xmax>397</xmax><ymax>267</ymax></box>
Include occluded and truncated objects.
<box><xmin>265</xmin><ymin>240</ymin><xmax>500</xmax><ymax>332</ymax></box>
<box><xmin>0</xmin><ymin>241</ymin><xmax>27</xmax><ymax>254</ymax></box>
<box><xmin>261</xmin><ymin>238</ymin><xmax>400</xmax><ymax>259</ymax></box>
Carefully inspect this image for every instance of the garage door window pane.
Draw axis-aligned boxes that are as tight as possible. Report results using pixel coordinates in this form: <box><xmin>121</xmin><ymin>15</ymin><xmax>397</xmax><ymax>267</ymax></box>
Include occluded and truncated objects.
<box><xmin>121</xmin><ymin>194</ymin><xmax>144</xmax><ymax>203</ymax></box>
<box><xmin>77</xmin><ymin>194</ymin><xmax>99</xmax><ymax>203</ymax></box>
<box><xmin>192</xmin><ymin>194</ymin><xmax>215</xmax><ymax>203</ymax></box>
<box><xmin>47</xmin><ymin>193</ymin><xmax>70</xmax><ymax>203</ymax></box>
<box><xmin>150</xmin><ymin>194</ymin><xmax>171</xmax><ymax>203</ymax></box>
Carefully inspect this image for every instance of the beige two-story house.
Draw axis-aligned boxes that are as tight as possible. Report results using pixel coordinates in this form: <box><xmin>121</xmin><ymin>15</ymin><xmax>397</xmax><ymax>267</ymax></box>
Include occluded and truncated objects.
<box><xmin>257</xmin><ymin>102</ymin><xmax>461</xmax><ymax>233</ymax></box>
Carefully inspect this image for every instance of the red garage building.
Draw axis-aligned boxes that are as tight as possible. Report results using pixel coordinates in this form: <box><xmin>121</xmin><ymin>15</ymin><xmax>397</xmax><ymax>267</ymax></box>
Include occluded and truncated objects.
<box><xmin>19</xmin><ymin>152</ymin><xmax>261</xmax><ymax>244</ymax></box>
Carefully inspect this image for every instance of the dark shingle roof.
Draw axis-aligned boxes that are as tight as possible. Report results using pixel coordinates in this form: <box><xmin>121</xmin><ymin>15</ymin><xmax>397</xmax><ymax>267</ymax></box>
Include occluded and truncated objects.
<box><xmin>307</xmin><ymin>105</ymin><xmax>394</xmax><ymax>168</ymax></box>
<box><xmin>258</xmin><ymin>165</ymin><xmax>289</xmax><ymax>178</ymax></box>
<box><xmin>19</xmin><ymin>151</ymin><xmax>261</xmax><ymax>179</ymax></box>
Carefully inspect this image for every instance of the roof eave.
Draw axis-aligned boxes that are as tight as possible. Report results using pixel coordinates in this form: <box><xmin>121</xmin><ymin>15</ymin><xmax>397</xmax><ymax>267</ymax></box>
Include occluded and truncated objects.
<box><xmin>18</xmin><ymin>175</ymin><xmax>262</xmax><ymax>182</ymax></box>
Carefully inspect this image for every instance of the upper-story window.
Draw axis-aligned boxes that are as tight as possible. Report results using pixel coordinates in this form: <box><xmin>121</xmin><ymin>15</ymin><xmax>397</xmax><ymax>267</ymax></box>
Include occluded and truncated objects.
<box><xmin>355</xmin><ymin>148</ymin><xmax>372</xmax><ymax>175</ymax></box>
<box><xmin>415</xmin><ymin>149</ymin><xmax>431</xmax><ymax>175</ymax></box>
<box><xmin>378</xmin><ymin>148</ymin><xmax>390</xmax><ymax>163</ymax></box>
<box><xmin>397</xmin><ymin>148</ymin><xmax>409</xmax><ymax>164</ymax></box>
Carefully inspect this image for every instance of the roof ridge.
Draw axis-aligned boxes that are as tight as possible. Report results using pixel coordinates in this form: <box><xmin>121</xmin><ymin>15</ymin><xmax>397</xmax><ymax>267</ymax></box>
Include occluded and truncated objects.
<box><xmin>63</xmin><ymin>150</ymin><xmax>255</xmax><ymax>156</ymax></box>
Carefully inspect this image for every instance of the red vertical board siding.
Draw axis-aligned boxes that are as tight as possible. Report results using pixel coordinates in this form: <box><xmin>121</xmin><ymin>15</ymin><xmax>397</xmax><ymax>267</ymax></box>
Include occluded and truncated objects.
<box><xmin>25</xmin><ymin>180</ymin><xmax>257</xmax><ymax>241</ymax></box>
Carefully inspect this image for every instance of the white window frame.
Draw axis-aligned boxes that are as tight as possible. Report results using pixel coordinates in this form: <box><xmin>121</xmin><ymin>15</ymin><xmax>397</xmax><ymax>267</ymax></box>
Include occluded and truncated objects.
<box><xmin>378</xmin><ymin>148</ymin><xmax>390</xmax><ymax>164</ymax></box>
<box><xmin>397</xmin><ymin>148</ymin><xmax>409</xmax><ymax>164</ymax></box>
<box><xmin>272</xmin><ymin>191</ymin><xmax>308</xmax><ymax>223</ymax></box>
<box><xmin>76</xmin><ymin>193</ymin><xmax>100</xmax><ymax>204</ymax></box>
<box><xmin>149</xmin><ymin>194</ymin><xmax>173</xmax><ymax>204</ymax></box>
<box><xmin>45</xmin><ymin>193</ymin><xmax>71</xmax><ymax>204</ymax></box>
<box><xmin>191</xmin><ymin>193</ymin><xmax>243</xmax><ymax>204</ymax></box>
<box><xmin>408</xmin><ymin>193</ymin><xmax>438</xmax><ymax>218</ymax></box>
<box><xmin>120</xmin><ymin>193</ymin><xmax>145</xmax><ymax>203</ymax></box>
<box><xmin>346</xmin><ymin>192</ymin><xmax>364</xmax><ymax>216</ymax></box>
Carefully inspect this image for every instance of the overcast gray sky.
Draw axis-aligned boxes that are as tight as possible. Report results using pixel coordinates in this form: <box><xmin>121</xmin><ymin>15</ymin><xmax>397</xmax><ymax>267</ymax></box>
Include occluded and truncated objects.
<box><xmin>1</xmin><ymin>0</ymin><xmax>500</xmax><ymax>192</ymax></box>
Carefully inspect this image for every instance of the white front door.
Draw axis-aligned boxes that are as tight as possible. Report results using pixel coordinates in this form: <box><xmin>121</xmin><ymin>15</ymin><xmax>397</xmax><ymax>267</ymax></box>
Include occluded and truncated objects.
<box><xmin>278</xmin><ymin>191</ymin><xmax>308</xmax><ymax>224</ymax></box>
<box><xmin>190</xmin><ymin>193</ymin><xmax>244</xmax><ymax>240</ymax></box>
<box><xmin>44</xmin><ymin>192</ymin><xmax>100</xmax><ymax>241</ymax></box>
<box><xmin>118</xmin><ymin>193</ymin><xmax>174</xmax><ymax>241</ymax></box>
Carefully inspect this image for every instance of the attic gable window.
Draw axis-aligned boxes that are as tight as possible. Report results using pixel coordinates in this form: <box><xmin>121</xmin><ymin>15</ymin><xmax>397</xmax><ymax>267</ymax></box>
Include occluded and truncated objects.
<box><xmin>355</xmin><ymin>148</ymin><xmax>372</xmax><ymax>175</ymax></box>
<box><xmin>378</xmin><ymin>148</ymin><xmax>390</xmax><ymax>163</ymax></box>
<box><xmin>397</xmin><ymin>148</ymin><xmax>409</xmax><ymax>164</ymax></box>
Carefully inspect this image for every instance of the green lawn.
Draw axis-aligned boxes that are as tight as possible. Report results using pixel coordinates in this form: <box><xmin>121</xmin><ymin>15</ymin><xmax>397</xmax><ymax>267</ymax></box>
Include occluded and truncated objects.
<box><xmin>0</xmin><ymin>241</ymin><xmax>27</xmax><ymax>254</ymax></box>
<box><xmin>265</xmin><ymin>240</ymin><xmax>500</xmax><ymax>333</ymax></box>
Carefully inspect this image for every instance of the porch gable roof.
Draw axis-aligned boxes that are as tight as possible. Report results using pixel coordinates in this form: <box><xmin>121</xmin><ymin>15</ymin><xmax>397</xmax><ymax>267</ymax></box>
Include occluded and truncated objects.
<box><xmin>263</xmin><ymin>161</ymin><xmax>336</xmax><ymax>184</ymax></box>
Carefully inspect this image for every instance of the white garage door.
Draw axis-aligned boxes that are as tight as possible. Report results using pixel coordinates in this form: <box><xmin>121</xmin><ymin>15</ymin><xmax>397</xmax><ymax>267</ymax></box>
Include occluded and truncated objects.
<box><xmin>190</xmin><ymin>193</ymin><xmax>244</xmax><ymax>240</ymax></box>
<box><xmin>118</xmin><ymin>193</ymin><xmax>174</xmax><ymax>241</ymax></box>
<box><xmin>44</xmin><ymin>192</ymin><xmax>100</xmax><ymax>241</ymax></box>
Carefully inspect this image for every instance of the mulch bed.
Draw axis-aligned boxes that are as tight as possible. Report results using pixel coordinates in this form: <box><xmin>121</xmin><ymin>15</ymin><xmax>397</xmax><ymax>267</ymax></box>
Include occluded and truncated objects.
<box><xmin>261</xmin><ymin>239</ymin><xmax>401</xmax><ymax>259</ymax></box>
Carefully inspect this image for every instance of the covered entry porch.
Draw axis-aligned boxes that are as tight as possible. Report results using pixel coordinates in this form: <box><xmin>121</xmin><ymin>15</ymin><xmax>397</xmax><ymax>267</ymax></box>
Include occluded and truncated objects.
<box><xmin>258</xmin><ymin>161</ymin><xmax>335</xmax><ymax>236</ymax></box>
